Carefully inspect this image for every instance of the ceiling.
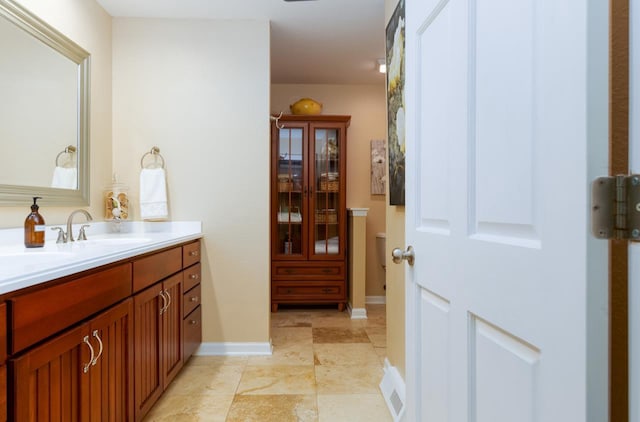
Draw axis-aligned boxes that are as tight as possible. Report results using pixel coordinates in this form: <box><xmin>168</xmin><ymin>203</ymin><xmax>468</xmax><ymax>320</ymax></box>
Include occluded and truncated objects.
<box><xmin>95</xmin><ymin>0</ymin><xmax>387</xmax><ymax>85</ymax></box>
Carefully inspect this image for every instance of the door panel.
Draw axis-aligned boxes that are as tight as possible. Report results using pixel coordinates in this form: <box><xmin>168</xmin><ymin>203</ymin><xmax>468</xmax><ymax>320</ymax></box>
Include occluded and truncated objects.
<box><xmin>162</xmin><ymin>274</ymin><xmax>183</xmax><ymax>388</ymax></box>
<box><xmin>87</xmin><ymin>299</ymin><xmax>133</xmax><ymax>422</ymax></box>
<box><xmin>472</xmin><ymin>316</ymin><xmax>539</xmax><ymax>422</ymax></box>
<box><xmin>133</xmin><ymin>284</ymin><xmax>162</xmax><ymax>421</ymax></box>
<box><xmin>11</xmin><ymin>325</ymin><xmax>87</xmax><ymax>422</ymax></box>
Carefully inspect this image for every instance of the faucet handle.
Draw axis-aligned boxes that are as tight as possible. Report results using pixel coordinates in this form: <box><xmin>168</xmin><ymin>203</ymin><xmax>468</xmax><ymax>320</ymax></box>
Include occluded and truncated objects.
<box><xmin>78</xmin><ymin>225</ymin><xmax>90</xmax><ymax>241</ymax></box>
<box><xmin>51</xmin><ymin>227</ymin><xmax>67</xmax><ymax>244</ymax></box>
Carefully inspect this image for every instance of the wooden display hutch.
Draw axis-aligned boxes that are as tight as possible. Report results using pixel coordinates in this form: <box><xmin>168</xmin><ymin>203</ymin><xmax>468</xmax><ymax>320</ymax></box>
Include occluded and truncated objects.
<box><xmin>270</xmin><ymin>115</ymin><xmax>350</xmax><ymax>312</ymax></box>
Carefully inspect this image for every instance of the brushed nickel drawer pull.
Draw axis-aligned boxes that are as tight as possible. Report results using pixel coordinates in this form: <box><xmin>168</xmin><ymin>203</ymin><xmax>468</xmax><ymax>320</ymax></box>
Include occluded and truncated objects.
<box><xmin>189</xmin><ymin>274</ymin><xmax>199</xmax><ymax>280</ymax></box>
<box><xmin>164</xmin><ymin>290</ymin><xmax>172</xmax><ymax>311</ymax></box>
<box><xmin>189</xmin><ymin>320</ymin><xmax>198</xmax><ymax>325</ymax></box>
<box><xmin>190</xmin><ymin>296</ymin><xmax>199</xmax><ymax>302</ymax></box>
<box><xmin>82</xmin><ymin>335</ymin><xmax>95</xmax><ymax>374</ymax></box>
<box><xmin>189</xmin><ymin>250</ymin><xmax>199</xmax><ymax>257</ymax></box>
<box><xmin>91</xmin><ymin>330</ymin><xmax>103</xmax><ymax>366</ymax></box>
<box><xmin>159</xmin><ymin>291</ymin><xmax>168</xmax><ymax>315</ymax></box>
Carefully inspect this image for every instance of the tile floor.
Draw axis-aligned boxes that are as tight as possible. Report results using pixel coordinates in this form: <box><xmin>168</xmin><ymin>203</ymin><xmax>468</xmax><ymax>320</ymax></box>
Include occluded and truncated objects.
<box><xmin>144</xmin><ymin>304</ymin><xmax>392</xmax><ymax>421</ymax></box>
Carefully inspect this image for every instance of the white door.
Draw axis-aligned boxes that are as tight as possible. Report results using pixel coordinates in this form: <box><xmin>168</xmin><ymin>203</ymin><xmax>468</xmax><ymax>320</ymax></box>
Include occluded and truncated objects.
<box><xmin>402</xmin><ymin>0</ymin><xmax>609</xmax><ymax>421</ymax></box>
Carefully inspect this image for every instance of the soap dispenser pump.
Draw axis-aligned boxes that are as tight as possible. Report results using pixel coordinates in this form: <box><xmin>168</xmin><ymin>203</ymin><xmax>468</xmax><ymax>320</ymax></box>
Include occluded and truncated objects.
<box><xmin>24</xmin><ymin>196</ymin><xmax>45</xmax><ymax>248</ymax></box>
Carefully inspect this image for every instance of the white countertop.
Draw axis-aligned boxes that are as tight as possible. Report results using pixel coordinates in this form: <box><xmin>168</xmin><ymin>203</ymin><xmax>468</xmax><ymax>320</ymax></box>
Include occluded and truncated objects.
<box><xmin>0</xmin><ymin>221</ymin><xmax>202</xmax><ymax>295</ymax></box>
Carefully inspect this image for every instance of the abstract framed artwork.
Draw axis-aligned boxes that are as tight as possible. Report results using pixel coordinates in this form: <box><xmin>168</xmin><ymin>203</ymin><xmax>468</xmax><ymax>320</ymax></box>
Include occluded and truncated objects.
<box><xmin>385</xmin><ymin>0</ymin><xmax>405</xmax><ymax>206</ymax></box>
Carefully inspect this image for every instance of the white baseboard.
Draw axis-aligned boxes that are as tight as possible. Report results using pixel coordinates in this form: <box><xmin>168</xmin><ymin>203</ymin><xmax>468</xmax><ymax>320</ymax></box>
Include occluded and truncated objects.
<box><xmin>194</xmin><ymin>341</ymin><xmax>273</xmax><ymax>356</ymax></box>
<box><xmin>379</xmin><ymin>358</ymin><xmax>406</xmax><ymax>421</ymax></box>
<box><xmin>347</xmin><ymin>302</ymin><xmax>368</xmax><ymax>319</ymax></box>
<box><xmin>366</xmin><ymin>295</ymin><xmax>387</xmax><ymax>304</ymax></box>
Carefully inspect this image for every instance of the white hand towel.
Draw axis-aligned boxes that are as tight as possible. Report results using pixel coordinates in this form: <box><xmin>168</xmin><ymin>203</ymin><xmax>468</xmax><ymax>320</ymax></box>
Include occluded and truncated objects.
<box><xmin>51</xmin><ymin>166</ymin><xmax>77</xmax><ymax>189</ymax></box>
<box><xmin>140</xmin><ymin>168</ymin><xmax>168</xmax><ymax>220</ymax></box>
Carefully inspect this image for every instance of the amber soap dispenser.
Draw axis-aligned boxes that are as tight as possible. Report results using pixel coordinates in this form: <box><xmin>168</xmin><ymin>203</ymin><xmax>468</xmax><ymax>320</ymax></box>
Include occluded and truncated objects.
<box><xmin>24</xmin><ymin>196</ymin><xmax>45</xmax><ymax>248</ymax></box>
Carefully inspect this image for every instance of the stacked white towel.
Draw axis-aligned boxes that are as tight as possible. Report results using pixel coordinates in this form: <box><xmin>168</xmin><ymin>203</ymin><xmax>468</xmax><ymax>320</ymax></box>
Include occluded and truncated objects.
<box><xmin>140</xmin><ymin>168</ymin><xmax>168</xmax><ymax>220</ymax></box>
<box><xmin>51</xmin><ymin>167</ymin><xmax>77</xmax><ymax>189</ymax></box>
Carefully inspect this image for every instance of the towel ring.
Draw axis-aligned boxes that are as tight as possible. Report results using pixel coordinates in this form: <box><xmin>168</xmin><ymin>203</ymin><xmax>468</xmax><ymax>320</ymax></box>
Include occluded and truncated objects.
<box><xmin>55</xmin><ymin>145</ymin><xmax>76</xmax><ymax>167</ymax></box>
<box><xmin>140</xmin><ymin>146</ymin><xmax>165</xmax><ymax>169</ymax></box>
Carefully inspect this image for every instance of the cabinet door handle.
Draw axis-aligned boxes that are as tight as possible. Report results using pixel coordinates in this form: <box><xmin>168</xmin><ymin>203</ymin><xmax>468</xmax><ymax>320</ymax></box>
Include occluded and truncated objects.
<box><xmin>322</xmin><ymin>288</ymin><xmax>332</xmax><ymax>293</ymax></box>
<box><xmin>82</xmin><ymin>335</ymin><xmax>95</xmax><ymax>374</ymax></box>
<box><xmin>164</xmin><ymin>289</ymin><xmax>172</xmax><ymax>311</ymax></box>
<box><xmin>321</xmin><ymin>268</ymin><xmax>332</xmax><ymax>273</ymax></box>
<box><xmin>284</xmin><ymin>269</ymin><xmax>294</xmax><ymax>274</ymax></box>
<box><xmin>159</xmin><ymin>291</ymin><xmax>168</xmax><ymax>315</ymax></box>
<box><xmin>189</xmin><ymin>319</ymin><xmax>198</xmax><ymax>325</ymax></box>
<box><xmin>91</xmin><ymin>330</ymin><xmax>103</xmax><ymax>366</ymax></box>
<box><xmin>189</xmin><ymin>250</ymin><xmax>199</xmax><ymax>257</ymax></box>
<box><xmin>190</xmin><ymin>296</ymin><xmax>199</xmax><ymax>302</ymax></box>
<box><xmin>189</xmin><ymin>274</ymin><xmax>199</xmax><ymax>280</ymax></box>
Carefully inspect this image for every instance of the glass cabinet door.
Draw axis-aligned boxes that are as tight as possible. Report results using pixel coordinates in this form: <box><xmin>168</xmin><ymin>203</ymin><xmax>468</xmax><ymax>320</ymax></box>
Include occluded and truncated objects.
<box><xmin>312</xmin><ymin>127</ymin><xmax>341</xmax><ymax>256</ymax></box>
<box><xmin>276</xmin><ymin>127</ymin><xmax>304</xmax><ymax>257</ymax></box>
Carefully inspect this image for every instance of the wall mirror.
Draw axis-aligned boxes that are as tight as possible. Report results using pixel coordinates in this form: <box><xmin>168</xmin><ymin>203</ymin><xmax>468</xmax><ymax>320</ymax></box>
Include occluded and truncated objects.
<box><xmin>0</xmin><ymin>0</ymin><xmax>90</xmax><ymax>206</ymax></box>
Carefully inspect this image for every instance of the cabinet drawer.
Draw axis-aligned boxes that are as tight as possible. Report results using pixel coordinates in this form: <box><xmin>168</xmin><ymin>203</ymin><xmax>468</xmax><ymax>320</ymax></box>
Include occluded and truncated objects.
<box><xmin>0</xmin><ymin>304</ymin><xmax>5</xmax><ymax>365</ymax></box>
<box><xmin>272</xmin><ymin>282</ymin><xmax>345</xmax><ymax>301</ymax></box>
<box><xmin>183</xmin><ymin>306</ymin><xmax>201</xmax><ymax>360</ymax></box>
<box><xmin>183</xmin><ymin>263</ymin><xmax>201</xmax><ymax>292</ymax></box>
<box><xmin>133</xmin><ymin>246</ymin><xmax>182</xmax><ymax>292</ymax></box>
<box><xmin>272</xmin><ymin>262</ymin><xmax>345</xmax><ymax>280</ymax></box>
<box><xmin>183</xmin><ymin>284</ymin><xmax>201</xmax><ymax>317</ymax></box>
<box><xmin>183</xmin><ymin>240</ymin><xmax>201</xmax><ymax>268</ymax></box>
<box><xmin>10</xmin><ymin>263</ymin><xmax>131</xmax><ymax>354</ymax></box>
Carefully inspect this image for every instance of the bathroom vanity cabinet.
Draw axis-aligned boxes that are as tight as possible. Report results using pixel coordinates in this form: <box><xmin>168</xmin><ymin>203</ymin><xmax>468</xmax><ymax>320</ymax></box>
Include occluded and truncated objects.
<box><xmin>270</xmin><ymin>115</ymin><xmax>350</xmax><ymax>312</ymax></box>
<box><xmin>2</xmin><ymin>238</ymin><xmax>201</xmax><ymax>422</ymax></box>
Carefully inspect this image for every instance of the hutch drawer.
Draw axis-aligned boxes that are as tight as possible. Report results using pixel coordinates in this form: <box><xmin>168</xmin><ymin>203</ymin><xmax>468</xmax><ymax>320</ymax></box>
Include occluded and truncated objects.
<box><xmin>271</xmin><ymin>281</ymin><xmax>345</xmax><ymax>301</ymax></box>
<box><xmin>272</xmin><ymin>262</ymin><xmax>345</xmax><ymax>280</ymax></box>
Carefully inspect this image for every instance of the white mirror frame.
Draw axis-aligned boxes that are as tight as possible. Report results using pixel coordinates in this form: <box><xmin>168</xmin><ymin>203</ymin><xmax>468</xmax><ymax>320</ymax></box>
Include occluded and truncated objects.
<box><xmin>0</xmin><ymin>0</ymin><xmax>90</xmax><ymax>206</ymax></box>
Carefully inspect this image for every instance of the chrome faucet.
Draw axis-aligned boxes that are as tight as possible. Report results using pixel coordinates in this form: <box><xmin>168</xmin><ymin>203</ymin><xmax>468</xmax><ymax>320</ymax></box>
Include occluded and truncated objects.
<box><xmin>66</xmin><ymin>209</ymin><xmax>93</xmax><ymax>242</ymax></box>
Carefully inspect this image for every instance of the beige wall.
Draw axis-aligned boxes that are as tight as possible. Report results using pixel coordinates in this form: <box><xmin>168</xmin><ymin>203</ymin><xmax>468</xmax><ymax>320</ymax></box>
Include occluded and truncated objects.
<box><xmin>112</xmin><ymin>18</ymin><xmax>271</xmax><ymax>343</ymax></box>
<box><xmin>384</xmin><ymin>0</ymin><xmax>406</xmax><ymax>377</ymax></box>
<box><xmin>271</xmin><ymin>84</ymin><xmax>387</xmax><ymax>298</ymax></box>
<box><xmin>0</xmin><ymin>0</ymin><xmax>112</xmax><ymax>228</ymax></box>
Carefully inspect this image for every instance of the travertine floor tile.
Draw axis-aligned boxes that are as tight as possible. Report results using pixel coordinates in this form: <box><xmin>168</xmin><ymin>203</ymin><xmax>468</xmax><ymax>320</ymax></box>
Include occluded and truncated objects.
<box><xmin>365</xmin><ymin>326</ymin><xmax>387</xmax><ymax>347</ymax></box>
<box><xmin>226</xmin><ymin>394</ymin><xmax>318</xmax><ymax>422</ymax></box>
<box><xmin>237</xmin><ymin>365</ymin><xmax>316</xmax><ymax>395</ymax></box>
<box><xmin>317</xmin><ymin>394</ymin><xmax>392</xmax><ymax>422</ymax></box>
<box><xmin>248</xmin><ymin>342</ymin><xmax>314</xmax><ymax>366</ymax></box>
<box><xmin>271</xmin><ymin>327</ymin><xmax>313</xmax><ymax>346</ymax></box>
<box><xmin>313</xmin><ymin>343</ymin><xmax>381</xmax><ymax>367</ymax></box>
<box><xmin>150</xmin><ymin>304</ymin><xmax>389</xmax><ymax>419</ymax></box>
<box><xmin>143</xmin><ymin>393</ymin><xmax>234</xmax><ymax>422</ymax></box>
<box><xmin>185</xmin><ymin>355</ymin><xmax>248</xmax><ymax>367</ymax></box>
<box><xmin>312</xmin><ymin>327</ymin><xmax>370</xmax><ymax>343</ymax></box>
<box><xmin>315</xmin><ymin>364</ymin><xmax>384</xmax><ymax>394</ymax></box>
<box><xmin>164</xmin><ymin>363</ymin><xmax>244</xmax><ymax>396</ymax></box>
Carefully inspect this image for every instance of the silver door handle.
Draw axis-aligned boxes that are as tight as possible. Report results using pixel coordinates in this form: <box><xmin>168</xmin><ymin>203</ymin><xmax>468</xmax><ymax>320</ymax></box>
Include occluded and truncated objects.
<box><xmin>392</xmin><ymin>246</ymin><xmax>415</xmax><ymax>266</ymax></box>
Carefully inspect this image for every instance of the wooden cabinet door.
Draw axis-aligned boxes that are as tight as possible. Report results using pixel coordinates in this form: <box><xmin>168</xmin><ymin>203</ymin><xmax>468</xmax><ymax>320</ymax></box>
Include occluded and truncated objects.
<box><xmin>85</xmin><ymin>299</ymin><xmax>134</xmax><ymax>422</ymax></box>
<box><xmin>133</xmin><ymin>284</ymin><xmax>163</xmax><ymax>421</ymax></box>
<box><xmin>11</xmin><ymin>325</ymin><xmax>89</xmax><ymax>421</ymax></box>
<box><xmin>162</xmin><ymin>273</ymin><xmax>183</xmax><ymax>388</ymax></box>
